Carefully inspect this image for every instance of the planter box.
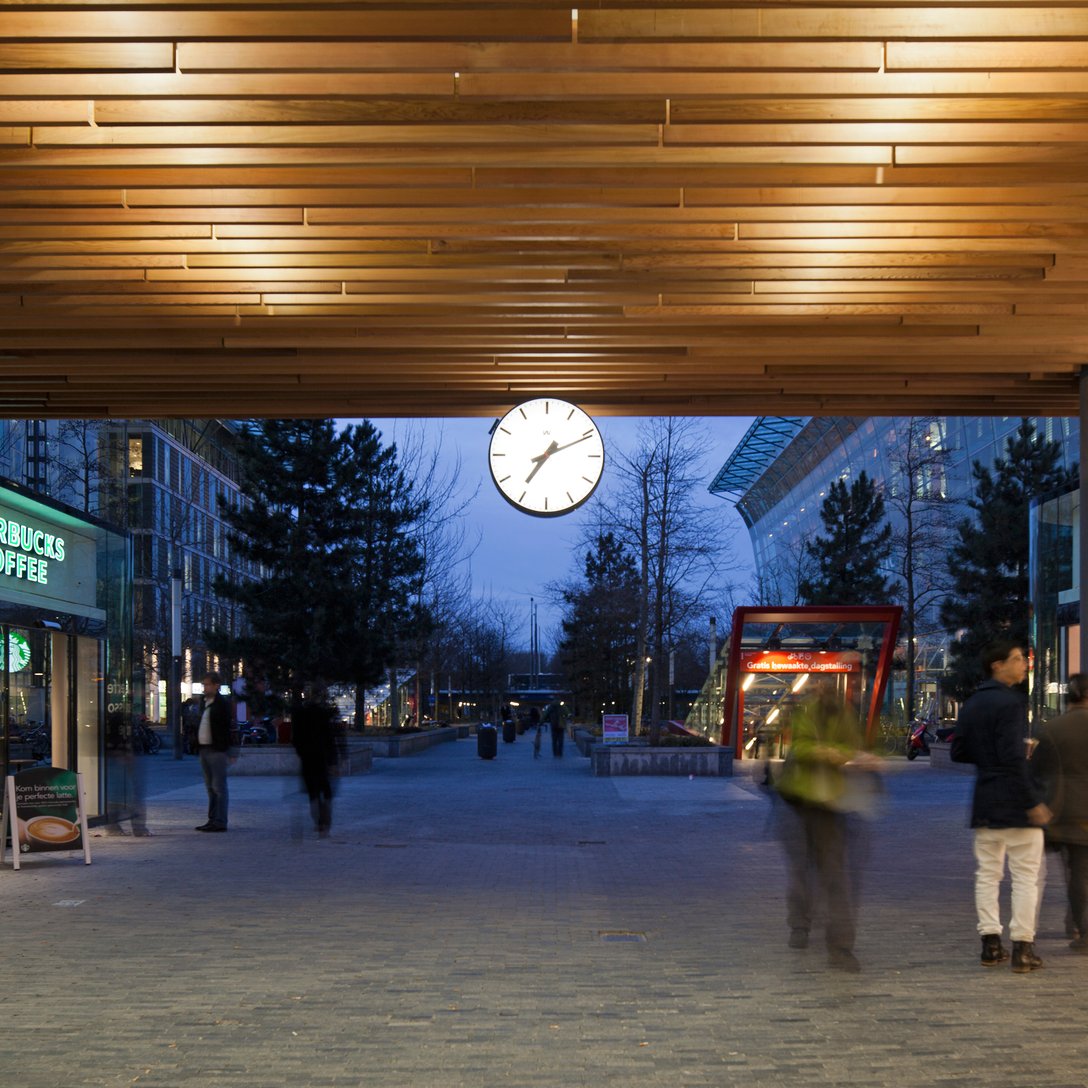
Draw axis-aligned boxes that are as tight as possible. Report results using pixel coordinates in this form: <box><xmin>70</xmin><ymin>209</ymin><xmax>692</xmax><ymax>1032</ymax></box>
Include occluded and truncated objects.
<box><xmin>573</xmin><ymin>729</ymin><xmax>597</xmax><ymax>757</ymax></box>
<box><xmin>230</xmin><ymin>742</ymin><xmax>373</xmax><ymax>776</ymax></box>
<box><xmin>592</xmin><ymin>744</ymin><xmax>734</xmax><ymax>777</ymax></box>
<box><xmin>358</xmin><ymin>725</ymin><xmax>460</xmax><ymax>758</ymax></box>
<box><xmin>929</xmin><ymin>740</ymin><xmax>974</xmax><ymax>774</ymax></box>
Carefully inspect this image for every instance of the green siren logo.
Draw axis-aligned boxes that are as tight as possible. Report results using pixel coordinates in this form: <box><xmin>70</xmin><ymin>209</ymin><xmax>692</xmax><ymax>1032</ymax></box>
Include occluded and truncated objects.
<box><xmin>0</xmin><ymin>516</ymin><xmax>65</xmax><ymax>587</ymax></box>
<box><xmin>0</xmin><ymin>630</ymin><xmax>32</xmax><ymax>673</ymax></box>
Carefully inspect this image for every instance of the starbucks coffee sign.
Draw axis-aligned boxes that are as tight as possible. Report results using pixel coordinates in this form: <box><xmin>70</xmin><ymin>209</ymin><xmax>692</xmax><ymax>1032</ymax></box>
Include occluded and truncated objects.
<box><xmin>0</xmin><ymin>488</ymin><xmax>99</xmax><ymax>618</ymax></box>
<box><xmin>0</xmin><ymin>514</ymin><xmax>66</xmax><ymax>586</ymax></box>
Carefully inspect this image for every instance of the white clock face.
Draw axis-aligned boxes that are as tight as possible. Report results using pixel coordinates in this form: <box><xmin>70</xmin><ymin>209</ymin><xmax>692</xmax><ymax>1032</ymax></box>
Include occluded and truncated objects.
<box><xmin>488</xmin><ymin>398</ymin><xmax>605</xmax><ymax>517</ymax></box>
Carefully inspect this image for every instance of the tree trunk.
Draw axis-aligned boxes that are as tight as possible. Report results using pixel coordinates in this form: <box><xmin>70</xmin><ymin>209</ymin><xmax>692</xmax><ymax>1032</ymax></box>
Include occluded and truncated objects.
<box><xmin>630</xmin><ymin>466</ymin><xmax>652</xmax><ymax>736</ymax></box>
<box><xmin>354</xmin><ymin>683</ymin><xmax>366</xmax><ymax>731</ymax></box>
<box><xmin>388</xmin><ymin>664</ymin><xmax>399</xmax><ymax>729</ymax></box>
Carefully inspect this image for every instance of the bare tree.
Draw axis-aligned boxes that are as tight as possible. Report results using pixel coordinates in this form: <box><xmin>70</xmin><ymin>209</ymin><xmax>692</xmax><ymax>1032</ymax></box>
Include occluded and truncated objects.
<box><xmin>748</xmin><ymin>533</ymin><xmax>814</xmax><ymax>606</ymax></box>
<box><xmin>385</xmin><ymin>422</ymin><xmax>479</xmax><ymax>724</ymax></box>
<box><xmin>600</xmin><ymin>418</ymin><xmax>738</xmax><ymax>742</ymax></box>
<box><xmin>886</xmin><ymin>417</ymin><xmax>958</xmax><ymax>719</ymax></box>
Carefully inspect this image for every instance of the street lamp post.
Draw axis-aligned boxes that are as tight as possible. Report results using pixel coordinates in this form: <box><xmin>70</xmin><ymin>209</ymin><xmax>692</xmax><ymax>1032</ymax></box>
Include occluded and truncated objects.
<box><xmin>170</xmin><ymin>560</ymin><xmax>183</xmax><ymax>760</ymax></box>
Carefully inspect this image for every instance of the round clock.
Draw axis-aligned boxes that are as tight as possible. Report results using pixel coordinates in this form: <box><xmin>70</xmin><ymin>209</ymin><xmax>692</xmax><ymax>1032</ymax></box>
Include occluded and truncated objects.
<box><xmin>488</xmin><ymin>398</ymin><xmax>605</xmax><ymax>517</ymax></box>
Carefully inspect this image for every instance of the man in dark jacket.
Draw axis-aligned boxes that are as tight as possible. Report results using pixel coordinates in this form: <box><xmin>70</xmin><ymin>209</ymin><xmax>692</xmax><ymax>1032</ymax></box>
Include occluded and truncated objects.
<box><xmin>1031</xmin><ymin>672</ymin><xmax>1088</xmax><ymax>952</ymax></box>
<box><xmin>195</xmin><ymin>671</ymin><xmax>234</xmax><ymax>832</ymax></box>
<box><xmin>292</xmin><ymin>687</ymin><xmax>341</xmax><ymax>837</ymax></box>
<box><xmin>954</xmin><ymin>642</ymin><xmax>1051</xmax><ymax>971</ymax></box>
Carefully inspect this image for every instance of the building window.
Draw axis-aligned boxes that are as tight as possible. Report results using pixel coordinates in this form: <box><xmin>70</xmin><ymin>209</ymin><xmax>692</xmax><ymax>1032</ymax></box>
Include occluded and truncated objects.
<box><xmin>129</xmin><ymin>435</ymin><xmax>144</xmax><ymax>478</ymax></box>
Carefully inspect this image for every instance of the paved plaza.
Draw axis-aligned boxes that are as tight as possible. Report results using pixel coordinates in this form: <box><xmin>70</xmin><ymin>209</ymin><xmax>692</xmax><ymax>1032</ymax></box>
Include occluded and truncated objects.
<box><xmin>2</xmin><ymin>738</ymin><xmax>1086</xmax><ymax>1088</ymax></box>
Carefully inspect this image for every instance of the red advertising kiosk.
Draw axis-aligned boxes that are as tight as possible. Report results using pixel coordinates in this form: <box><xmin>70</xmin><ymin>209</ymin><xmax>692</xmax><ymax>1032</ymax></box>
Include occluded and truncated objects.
<box><xmin>720</xmin><ymin>606</ymin><xmax>902</xmax><ymax>757</ymax></box>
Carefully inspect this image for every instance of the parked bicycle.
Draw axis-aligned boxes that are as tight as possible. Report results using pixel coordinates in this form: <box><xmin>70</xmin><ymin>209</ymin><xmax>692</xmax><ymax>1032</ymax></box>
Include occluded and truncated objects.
<box><xmin>131</xmin><ymin>716</ymin><xmax>162</xmax><ymax>755</ymax></box>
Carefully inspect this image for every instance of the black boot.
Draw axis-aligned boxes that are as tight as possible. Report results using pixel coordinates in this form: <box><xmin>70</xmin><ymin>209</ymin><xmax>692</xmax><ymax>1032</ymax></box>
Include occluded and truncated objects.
<box><xmin>980</xmin><ymin>934</ymin><xmax>1008</xmax><ymax>967</ymax></box>
<box><xmin>1011</xmin><ymin>941</ymin><xmax>1043</xmax><ymax>973</ymax></box>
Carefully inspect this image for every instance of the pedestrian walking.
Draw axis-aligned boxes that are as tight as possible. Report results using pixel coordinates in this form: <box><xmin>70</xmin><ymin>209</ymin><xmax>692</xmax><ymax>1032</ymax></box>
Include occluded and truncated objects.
<box><xmin>195</xmin><ymin>671</ymin><xmax>234</xmax><ymax>833</ymax></box>
<box><xmin>774</xmin><ymin>680</ymin><xmax>879</xmax><ymax>973</ymax></box>
<box><xmin>529</xmin><ymin>706</ymin><xmax>542</xmax><ymax>759</ymax></box>
<box><xmin>292</xmin><ymin>685</ymin><xmax>342</xmax><ymax>838</ymax></box>
<box><xmin>546</xmin><ymin>701</ymin><xmax>565</xmax><ymax>757</ymax></box>
<box><xmin>951</xmin><ymin>641</ymin><xmax>1051</xmax><ymax>971</ymax></box>
<box><xmin>103</xmin><ymin>711</ymin><xmax>152</xmax><ymax>836</ymax></box>
<box><xmin>1030</xmin><ymin>672</ymin><xmax>1088</xmax><ymax>952</ymax></box>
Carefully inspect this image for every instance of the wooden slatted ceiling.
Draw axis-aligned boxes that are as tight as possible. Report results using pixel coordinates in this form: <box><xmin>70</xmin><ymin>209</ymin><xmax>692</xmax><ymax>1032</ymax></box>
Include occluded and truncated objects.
<box><xmin>0</xmin><ymin>4</ymin><xmax>1087</xmax><ymax>418</ymax></box>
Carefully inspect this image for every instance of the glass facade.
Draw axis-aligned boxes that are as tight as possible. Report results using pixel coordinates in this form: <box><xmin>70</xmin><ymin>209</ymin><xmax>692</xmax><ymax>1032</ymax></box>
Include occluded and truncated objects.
<box><xmin>712</xmin><ymin>415</ymin><xmax>1080</xmax><ymax>721</ymax></box>
<box><xmin>723</xmin><ymin>416</ymin><xmax>1078</xmax><ymax>585</ymax></box>
<box><xmin>0</xmin><ymin>418</ymin><xmax>253</xmax><ymax>723</ymax></box>
<box><xmin>1030</xmin><ymin>485</ymin><xmax>1079</xmax><ymax>723</ymax></box>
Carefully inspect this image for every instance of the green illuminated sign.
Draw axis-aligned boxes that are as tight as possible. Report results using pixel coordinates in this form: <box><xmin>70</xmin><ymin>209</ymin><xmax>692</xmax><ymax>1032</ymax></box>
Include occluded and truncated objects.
<box><xmin>0</xmin><ymin>630</ymin><xmax>32</xmax><ymax>673</ymax></box>
<box><xmin>0</xmin><ymin>516</ymin><xmax>65</xmax><ymax>587</ymax></box>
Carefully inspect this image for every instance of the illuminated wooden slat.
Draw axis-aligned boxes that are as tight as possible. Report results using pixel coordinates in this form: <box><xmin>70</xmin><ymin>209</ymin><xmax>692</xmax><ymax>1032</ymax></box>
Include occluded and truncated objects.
<box><xmin>739</xmin><ymin>222</ymin><xmax>1088</xmax><ymax>239</ymax></box>
<box><xmin>887</xmin><ymin>41</ymin><xmax>1088</xmax><ymax>70</ymax></box>
<box><xmin>683</xmin><ymin>186</ymin><xmax>1088</xmax><ymax>205</ymax></box>
<box><xmin>580</xmin><ymin>8</ymin><xmax>1088</xmax><ymax>42</ymax></box>
<box><xmin>176</xmin><ymin>40</ymin><xmax>881</xmax><ymax>73</ymax></box>
<box><xmin>97</xmin><ymin>98</ymin><xmax>669</xmax><ymax>126</ymax></box>
<box><xmin>91</xmin><ymin>185</ymin><xmax>1088</xmax><ymax>210</ymax></box>
<box><xmin>459</xmin><ymin>72</ymin><xmax>1088</xmax><ymax>98</ymax></box>
<box><xmin>36</xmin><ymin>124</ymin><xmax>663</xmax><ymax>148</ymax></box>
<box><xmin>667</xmin><ymin>122</ymin><xmax>1088</xmax><ymax>145</ymax></box>
<box><xmin>898</xmin><ymin>143</ymin><xmax>1088</xmax><ymax>163</ymax></box>
<box><xmin>0</xmin><ymin>74</ymin><xmax>455</xmax><ymax>98</ymax></box>
<box><xmin>0</xmin><ymin>102</ymin><xmax>90</xmax><ymax>124</ymax></box>
<box><xmin>671</xmin><ymin>98</ymin><xmax>1088</xmax><ymax>124</ymax></box>
<box><xmin>144</xmin><ymin>267</ymin><xmax>571</xmax><ymax>283</ymax></box>
<box><xmin>0</xmin><ymin>9</ymin><xmax>572</xmax><ymax>40</ymax></box>
<box><xmin>0</xmin><ymin>145</ymin><xmax>897</xmax><ymax>167</ymax></box>
<box><xmin>0</xmin><ymin>42</ymin><xmax>173</xmax><ymax>71</ymax></box>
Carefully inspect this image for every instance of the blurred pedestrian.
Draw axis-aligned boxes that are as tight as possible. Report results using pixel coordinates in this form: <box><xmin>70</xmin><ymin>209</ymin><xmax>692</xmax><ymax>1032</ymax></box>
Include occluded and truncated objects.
<box><xmin>546</xmin><ymin>701</ymin><xmax>565</xmax><ymax>757</ymax></box>
<box><xmin>774</xmin><ymin>680</ymin><xmax>880</xmax><ymax>972</ymax></box>
<box><xmin>530</xmin><ymin>705</ymin><xmax>543</xmax><ymax>759</ymax></box>
<box><xmin>104</xmin><ymin>710</ymin><xmax>151</xmax><ymax>836</ymax></box>
<box><xmin>195</xmin><ymin>671</ymin><xmax>234</xmax><ymax>833</ymax></box>
<box><xmin>1031</xmin><ymin>672</ymin><xmax>1088</xmax><ymax>952</ymax></box>
<box><xmin>292</xmin><ymin>684</ymin><xmax>341</xmax><ymax>838</ymax></box>
<box><xmin>952</xmin><ymin>641</ymin><xmax>1051</xmax><ymax>972</ymax></box>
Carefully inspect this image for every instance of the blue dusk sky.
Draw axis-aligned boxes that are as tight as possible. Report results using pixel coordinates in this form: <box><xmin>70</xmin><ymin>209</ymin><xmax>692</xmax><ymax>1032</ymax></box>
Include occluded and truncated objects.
<box><xmin>359</xmin><ymin>415</ymin><xmax>756</xmax><ymax>652</ymax></box>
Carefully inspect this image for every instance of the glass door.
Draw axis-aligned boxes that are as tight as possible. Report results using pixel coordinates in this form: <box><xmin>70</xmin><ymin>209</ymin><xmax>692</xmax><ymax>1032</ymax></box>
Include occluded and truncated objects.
<box><xmin>4</xmin><ymin>626</ymin><xmax>51</xmax><ymax>776</ymax></box>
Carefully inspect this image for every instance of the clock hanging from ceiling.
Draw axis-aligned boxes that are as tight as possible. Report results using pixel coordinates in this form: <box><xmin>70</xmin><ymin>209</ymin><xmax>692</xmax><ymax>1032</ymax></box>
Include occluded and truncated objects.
<box><xmin>488</xmin><ymin>398</ymin><xmax>605</xmax><ymax>517</ymax></box>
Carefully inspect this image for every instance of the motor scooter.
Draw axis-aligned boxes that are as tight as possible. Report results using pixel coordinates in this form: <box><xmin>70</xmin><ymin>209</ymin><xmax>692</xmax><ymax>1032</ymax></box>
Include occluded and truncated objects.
<box><xmin>906</xmin><ymin>719</ymin><xmax>956</xmax><ymax>759</ymax></box>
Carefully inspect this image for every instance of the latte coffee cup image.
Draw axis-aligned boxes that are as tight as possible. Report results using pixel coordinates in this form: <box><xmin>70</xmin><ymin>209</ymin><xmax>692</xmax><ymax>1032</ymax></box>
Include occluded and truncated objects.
<box><xmin>24</xmin><ymin>815</ymin><xmax>80</xmax><ymax>846</ymax></box>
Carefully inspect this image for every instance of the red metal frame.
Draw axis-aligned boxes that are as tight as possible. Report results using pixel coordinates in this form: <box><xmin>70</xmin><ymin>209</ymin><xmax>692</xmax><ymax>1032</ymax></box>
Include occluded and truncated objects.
<box><xmin>720</xmin><ymin>605</ymin><xmax>903</xmax><ymax>756</ymax></box>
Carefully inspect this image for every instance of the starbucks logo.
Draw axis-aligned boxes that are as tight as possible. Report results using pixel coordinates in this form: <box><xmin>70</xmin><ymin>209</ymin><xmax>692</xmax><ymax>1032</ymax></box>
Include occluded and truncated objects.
<box><xmin>0</xmin><ymin>630</ymin><xmax>31</xmax><ymax>673</ymax></box>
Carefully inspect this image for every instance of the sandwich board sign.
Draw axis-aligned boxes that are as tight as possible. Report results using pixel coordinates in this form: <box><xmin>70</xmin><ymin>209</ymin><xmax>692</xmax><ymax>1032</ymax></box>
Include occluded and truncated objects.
<box><xmin>1</xmin><ymin>766</ymin><xmax>91</xmax><ymax>869</ymax></box>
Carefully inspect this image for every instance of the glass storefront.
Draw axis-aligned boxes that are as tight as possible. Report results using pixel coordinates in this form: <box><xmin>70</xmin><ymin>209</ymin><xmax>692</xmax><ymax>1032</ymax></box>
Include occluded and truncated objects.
<box><xmin>0</xmin><ymin>481</ymin><xmax>131</xmax><ymax>820</ymax></box>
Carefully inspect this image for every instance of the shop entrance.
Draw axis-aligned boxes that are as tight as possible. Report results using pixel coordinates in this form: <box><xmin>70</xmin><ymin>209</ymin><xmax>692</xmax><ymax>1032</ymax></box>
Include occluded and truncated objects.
<box><xmin>1</xmin><ymin>625</ymin><xmax>104</xmax><ymax>817</ymax></box>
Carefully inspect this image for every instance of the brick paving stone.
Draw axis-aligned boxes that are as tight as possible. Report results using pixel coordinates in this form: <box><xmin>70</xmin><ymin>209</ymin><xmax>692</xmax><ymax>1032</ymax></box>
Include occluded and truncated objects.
<box><xmin>1</xmin><ymin>743</ymin><xmax>1087</xmax><ymax>1087</ymax></box>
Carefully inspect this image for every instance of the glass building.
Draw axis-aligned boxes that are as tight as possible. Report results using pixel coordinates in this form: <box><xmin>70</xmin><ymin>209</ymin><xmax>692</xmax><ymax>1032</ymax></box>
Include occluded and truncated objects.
<box><xmin>0</xmin><ymin>419</ymin><xmax>253</xmax><ymax>723</ymax></box>
<box><xmin>711</xmin><ymin>415</ymin><xmax>1080</xmax><ymax>720</ymax></box>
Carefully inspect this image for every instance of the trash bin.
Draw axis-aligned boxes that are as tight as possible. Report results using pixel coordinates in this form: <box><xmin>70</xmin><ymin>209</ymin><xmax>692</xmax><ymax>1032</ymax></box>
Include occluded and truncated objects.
<box><xmin>502</xmin><ymin>719</ymin><xmax>516</xmax><ymax>744</ymax></box>
<box><xmin>477</xmin><ymin>723</ymin><xmax>498</xmax><ymax>760</ymax></box>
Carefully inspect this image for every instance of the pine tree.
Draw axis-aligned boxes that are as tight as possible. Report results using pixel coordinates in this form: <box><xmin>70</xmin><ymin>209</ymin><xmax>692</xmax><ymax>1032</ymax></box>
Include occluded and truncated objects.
<box><xmin>328</xmin><ymin>422</ymin><xmax>428</xmax><ymax>717</ymax></box>
<box><xmin>799</xmin><ymin>470</ymin><xmax>894</xmax><ymax>605</ymax></box>
<box><xmin>210</xmin><ymin>420</ymin><xmax>427</xmax><ymax>703</ymax></box>
<box><xmin>558</xmin><ymin>532</ymin><xmax>639</xmax><ymax>722</ymax></box>
<box><xmin>940</xmin><ymin>419</ymin><xmax>1075</xmax><ymax>698</ymax></box>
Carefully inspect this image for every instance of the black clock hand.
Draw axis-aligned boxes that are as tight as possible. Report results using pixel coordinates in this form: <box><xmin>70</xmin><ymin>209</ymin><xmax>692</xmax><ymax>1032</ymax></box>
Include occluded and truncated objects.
<box><xmin>525</xmin><ymin>440</ymin><xmax>558</xmax><ymax>483</ymax></box>
<box><xmin>550</xmin><ymin>433</ymin><xmax>595</xmax><ymax>454</ymax></box>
